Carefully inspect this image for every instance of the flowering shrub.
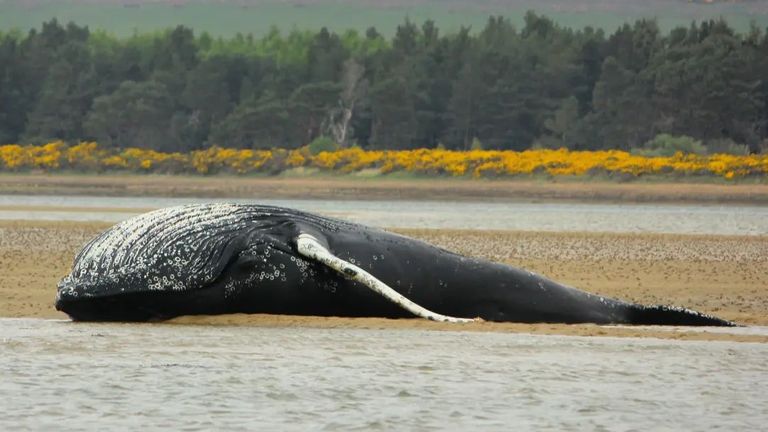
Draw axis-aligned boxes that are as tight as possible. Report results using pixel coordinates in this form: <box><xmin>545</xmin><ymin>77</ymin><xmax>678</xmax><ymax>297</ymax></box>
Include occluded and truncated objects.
<box><xmin>190</xmin><ymin>147</ymin><xmax>272</xmax><ymax>174</ymax></box>
<box><xmin>0</xmin><ymin>142</ymin><xmax>766</xmax><ymax>180</ymax></box>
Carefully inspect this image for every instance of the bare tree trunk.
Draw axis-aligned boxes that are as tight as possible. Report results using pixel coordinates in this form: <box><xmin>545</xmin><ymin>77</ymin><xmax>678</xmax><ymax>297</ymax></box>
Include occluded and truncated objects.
<box><xmin>325</xmin><ymin>59</ymin><xmax>367</xmax><ymax>147</ymax></box>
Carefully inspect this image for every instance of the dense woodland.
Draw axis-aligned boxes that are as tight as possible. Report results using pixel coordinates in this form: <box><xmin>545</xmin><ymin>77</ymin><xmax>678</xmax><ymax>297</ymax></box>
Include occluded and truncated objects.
<box><xmin>1</xmin><ymin>14</ymin><xmax>767</xmax><ymax>153</ymax></box>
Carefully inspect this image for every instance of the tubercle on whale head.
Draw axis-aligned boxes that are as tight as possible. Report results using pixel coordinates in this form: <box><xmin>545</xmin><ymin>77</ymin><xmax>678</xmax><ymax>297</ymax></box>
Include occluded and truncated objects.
<box><xmin>55</xmin><ymin>275</ymin><xmax>90</xmax><ymax>309</ymax></box>
<box><xmin>56</xmin><ymin>271</ymin><xmax>139</xmax><ymax>302</ymax></box>
<box><xmin>55</xmin><ymin>275</ymin><xmax>116</xmax><ymax>320</ymax></box>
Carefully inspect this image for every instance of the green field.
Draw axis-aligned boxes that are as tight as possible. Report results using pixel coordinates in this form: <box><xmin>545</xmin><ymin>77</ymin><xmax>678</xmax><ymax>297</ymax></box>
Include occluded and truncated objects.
<box><xmin>1</xmin><ymin>0</ymin><xmax>766</xmax><ymax>37</ymax></box>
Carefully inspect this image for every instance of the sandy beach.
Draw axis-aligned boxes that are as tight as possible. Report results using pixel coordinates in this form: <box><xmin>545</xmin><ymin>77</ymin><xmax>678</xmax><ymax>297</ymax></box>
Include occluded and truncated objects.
<box><xmin>2</xmin><ymin>219</ymin><xmax>765</xmax><ymax>342</ymax></box>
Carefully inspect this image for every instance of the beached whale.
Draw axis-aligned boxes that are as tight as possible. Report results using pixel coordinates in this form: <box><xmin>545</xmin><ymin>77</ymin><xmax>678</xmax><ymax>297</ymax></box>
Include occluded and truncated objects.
<box><xmin>55</xmin><ymin>203</ymin><xmax>734</xmax><ymax>325</ymax></box>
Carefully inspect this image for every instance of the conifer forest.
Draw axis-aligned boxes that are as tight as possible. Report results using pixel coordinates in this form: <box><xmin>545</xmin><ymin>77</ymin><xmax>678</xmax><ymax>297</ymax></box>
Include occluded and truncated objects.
<box><xmin>1</xmin><ymin>14</ymin><xmax>767</xmax><ymax>154</ymax></box>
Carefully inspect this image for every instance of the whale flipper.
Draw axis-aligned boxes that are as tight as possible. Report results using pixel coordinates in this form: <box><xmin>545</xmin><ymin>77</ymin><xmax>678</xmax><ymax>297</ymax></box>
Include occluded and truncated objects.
<box><xmin>295</xmin><ymin>233</ymin><xmax>474</xmax><ymax>323</ymax></box>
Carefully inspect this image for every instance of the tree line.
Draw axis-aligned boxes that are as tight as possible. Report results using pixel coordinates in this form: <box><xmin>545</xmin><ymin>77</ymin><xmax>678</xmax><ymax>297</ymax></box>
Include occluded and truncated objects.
<box><xmin>1</xmin><ymin>13</ymin><xmax>767</xmax><ymax>153</ymax></box>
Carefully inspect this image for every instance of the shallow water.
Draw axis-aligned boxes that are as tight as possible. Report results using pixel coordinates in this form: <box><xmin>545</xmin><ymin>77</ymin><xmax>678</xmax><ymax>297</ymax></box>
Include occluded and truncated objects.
<box><xmin>1</xmin><ymin>195</ymin><xmax>767</xmax><ymax>235</ymax></box>
<box><xmin>1</xmin><ymin>319</ymin><xmax>765</xmax><ymax>431</ymax></box>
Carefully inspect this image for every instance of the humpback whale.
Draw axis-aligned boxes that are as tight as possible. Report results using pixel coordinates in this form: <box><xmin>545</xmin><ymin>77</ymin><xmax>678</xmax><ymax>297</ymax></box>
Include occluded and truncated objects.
<box><xmin>55</xmin><ymin>203</ymin><xmax>734</xmax><ymax>326</ymax></box>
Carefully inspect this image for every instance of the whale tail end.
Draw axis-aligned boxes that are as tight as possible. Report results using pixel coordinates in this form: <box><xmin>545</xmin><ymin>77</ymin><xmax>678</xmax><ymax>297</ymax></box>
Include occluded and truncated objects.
<box><xmin>627</xmin><ymin>304</ymin><xmax>736</xmax><ymax>327</ymax></box>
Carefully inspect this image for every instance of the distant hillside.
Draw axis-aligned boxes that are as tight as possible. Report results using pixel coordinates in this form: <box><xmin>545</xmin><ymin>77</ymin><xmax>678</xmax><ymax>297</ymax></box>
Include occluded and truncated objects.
<box><xmin>1</xmin><ymin>0</ymin><xmax>766</xmax><ymax>37</ymax></box>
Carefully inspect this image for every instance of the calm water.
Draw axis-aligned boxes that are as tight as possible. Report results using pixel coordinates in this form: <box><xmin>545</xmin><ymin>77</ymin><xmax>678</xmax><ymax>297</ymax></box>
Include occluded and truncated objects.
<box><xmin>1</xmin><ymin>194</ymin><xmax>767</xmax><ymax>235</ymax></box>
<box><xmin>1</xmin><ymin>319</ymin><xmax>766</xmax><ymax>431</ymax></box>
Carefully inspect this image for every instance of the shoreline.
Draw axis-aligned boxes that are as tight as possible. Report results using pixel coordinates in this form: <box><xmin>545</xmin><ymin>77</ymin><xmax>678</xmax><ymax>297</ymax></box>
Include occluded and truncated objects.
<box><xmin>1</xmin><ymin>220</ymin><xmax>765</xmax><ymax>342</ymax></box>
<box><xmin>2</xmin><ymin>173</ymin><xmax>768</xmax><ymax>204</ymax></box>
<box><xmin>3</xmin><ymin>316</ymin><xmax>765</xmax><ymax>344</ymax></box>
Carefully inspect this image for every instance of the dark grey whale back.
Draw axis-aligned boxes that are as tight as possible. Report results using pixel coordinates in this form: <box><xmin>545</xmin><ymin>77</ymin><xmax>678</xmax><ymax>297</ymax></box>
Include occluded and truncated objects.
<box><xmin>58</xmin><ymin>203</ymin><xmax>355</xmax><ymax>297</ymax></box>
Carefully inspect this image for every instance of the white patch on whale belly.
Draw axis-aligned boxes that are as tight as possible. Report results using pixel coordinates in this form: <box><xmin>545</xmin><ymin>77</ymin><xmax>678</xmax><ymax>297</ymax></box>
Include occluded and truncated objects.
<box><xmin>296</xmin><ymin>233</ymin><xmax>475</xmax><ymax>323</ymax></box>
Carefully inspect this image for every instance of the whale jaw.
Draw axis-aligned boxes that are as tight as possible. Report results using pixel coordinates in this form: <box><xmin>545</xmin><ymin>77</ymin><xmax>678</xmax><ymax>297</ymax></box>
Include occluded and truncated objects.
<box><xmin>55</xmin><ymin>292</ymin><xmax>162</xmax><ymax>322</ymax></box>
<box><xmin>55</xmin><ymin>280</ymin><xmax>229</xmax><ymax>322</ymax></box>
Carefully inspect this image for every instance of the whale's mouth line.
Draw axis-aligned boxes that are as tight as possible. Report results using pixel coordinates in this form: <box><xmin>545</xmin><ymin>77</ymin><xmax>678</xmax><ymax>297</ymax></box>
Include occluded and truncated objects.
<box><xmin>55</xmin><ymin>285</ymin><xmax>195</xmax><ymax>322</ymax></box>
<box><xmin>56</xmin><ymin>283</ymin><xmax>194</xmax><ymax>304</ymax></box>
<box><xmin>56</xmin><ymin>274</ymin><xmax>197</xmax><ymax>319</ymax></box>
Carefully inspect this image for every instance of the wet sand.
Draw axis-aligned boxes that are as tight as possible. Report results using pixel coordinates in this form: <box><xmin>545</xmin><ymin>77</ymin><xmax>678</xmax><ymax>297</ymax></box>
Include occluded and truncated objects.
<box><xmin>1</xmin><ymin>220</ymin><xmax>765</xmax><ymax>342</ymax></box>
<box><xmin>2</xmin><ymin>173</ymin><xmax>768</xmax><ymax>204</ymax></box>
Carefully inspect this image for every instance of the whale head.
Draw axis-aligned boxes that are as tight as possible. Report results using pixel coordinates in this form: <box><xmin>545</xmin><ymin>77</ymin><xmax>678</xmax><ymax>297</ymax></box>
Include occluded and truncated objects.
<box><xmin>54</xmin><ymin>204</ymin><xmax>282</xmax><ymax>321</ymax></box>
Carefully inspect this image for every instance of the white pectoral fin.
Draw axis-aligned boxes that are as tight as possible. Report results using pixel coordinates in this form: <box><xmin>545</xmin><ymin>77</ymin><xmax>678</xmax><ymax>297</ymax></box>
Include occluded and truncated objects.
<box><xmin>296</xmin><ymin>233</ymin><xmax>474</xmax><ymax>323</ymax></box>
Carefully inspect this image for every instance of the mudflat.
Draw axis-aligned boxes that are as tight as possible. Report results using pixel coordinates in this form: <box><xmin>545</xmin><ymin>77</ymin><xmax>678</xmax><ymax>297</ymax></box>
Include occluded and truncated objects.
<box><xmin>2</xmin><ymin>173</ymin><xmax>768</xmax><ymax>204</ymax></box>
<box><xmin>1</xmin><ymin>220</ymin><xmax>765</xmax><ymax>342</ymax></box>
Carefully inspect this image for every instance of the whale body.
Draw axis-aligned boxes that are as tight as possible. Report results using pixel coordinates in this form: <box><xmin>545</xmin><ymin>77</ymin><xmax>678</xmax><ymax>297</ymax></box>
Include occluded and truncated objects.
<box><xmin>55</xmin><ymin>203</ymin><xmax>734</xmax><ymax>326</ymax></box>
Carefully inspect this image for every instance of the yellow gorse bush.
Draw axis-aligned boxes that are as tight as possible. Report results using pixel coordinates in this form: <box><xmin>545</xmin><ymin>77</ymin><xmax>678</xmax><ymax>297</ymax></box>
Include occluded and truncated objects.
<box><xmin>190</xmin><ymin>147</ymin><xmax>274</xmax><ymax>174</ymax></box>
<box><xmin>1</xmin><ymin>142</ymin><xmax>766</xmax><ymax>180</ymax></box>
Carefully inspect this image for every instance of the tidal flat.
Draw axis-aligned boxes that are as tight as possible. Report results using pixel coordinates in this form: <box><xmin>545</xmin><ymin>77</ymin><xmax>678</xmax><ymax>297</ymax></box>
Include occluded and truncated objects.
<box><xmin>2</xmin><ymin>219</ymin><xmax>765</xmax><ymax>342</ymax></box>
